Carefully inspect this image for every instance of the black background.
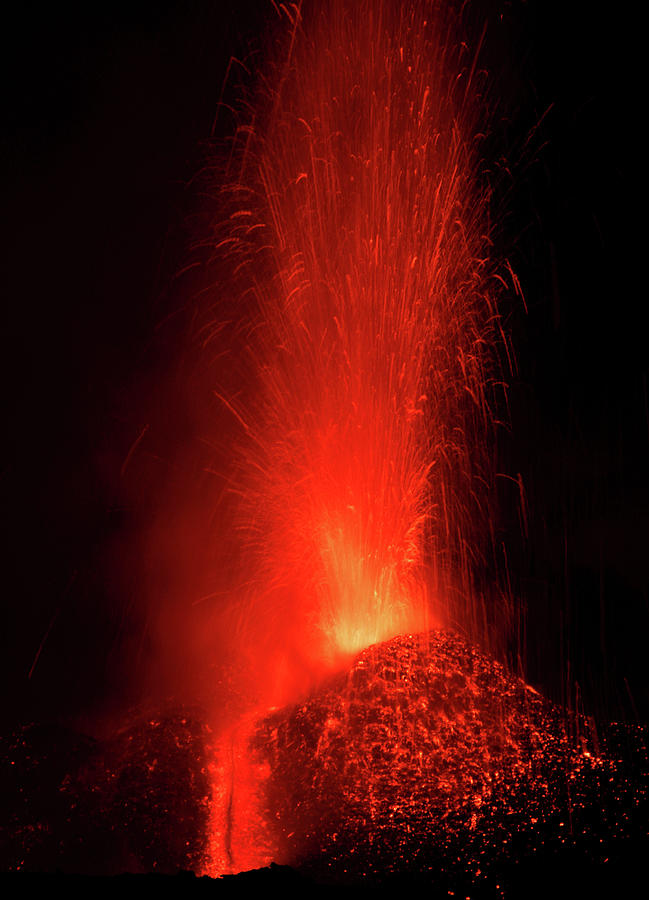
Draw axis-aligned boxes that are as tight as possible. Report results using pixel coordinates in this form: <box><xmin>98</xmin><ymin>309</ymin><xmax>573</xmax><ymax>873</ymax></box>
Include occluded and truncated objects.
<box><xmin>1</xmin><ymin>1</ymin><xmax>646</xmax><ymax>728</ymax></box>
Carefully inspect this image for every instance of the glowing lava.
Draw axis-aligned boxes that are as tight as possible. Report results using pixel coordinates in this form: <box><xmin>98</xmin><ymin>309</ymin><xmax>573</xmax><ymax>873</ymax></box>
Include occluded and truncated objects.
<box><xmin>200</xmin><ymin>0</ymin><xmax>510</xmax><ymax>874</ymax></box>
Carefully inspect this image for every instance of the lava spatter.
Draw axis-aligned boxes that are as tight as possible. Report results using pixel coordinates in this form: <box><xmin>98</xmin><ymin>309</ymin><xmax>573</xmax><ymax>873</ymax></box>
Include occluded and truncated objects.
<box><xmin>200</xmin><ymin>0</ymin><xmax>507</xmax><ymax>689</ymax></box>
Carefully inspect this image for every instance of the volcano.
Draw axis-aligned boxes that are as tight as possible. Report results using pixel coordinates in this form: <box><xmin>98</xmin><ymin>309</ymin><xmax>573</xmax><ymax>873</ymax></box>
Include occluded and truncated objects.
<box><xmin>234</xmin><ymin>629</ymin><xmax>640</xmax><ymax>884</ymax></box>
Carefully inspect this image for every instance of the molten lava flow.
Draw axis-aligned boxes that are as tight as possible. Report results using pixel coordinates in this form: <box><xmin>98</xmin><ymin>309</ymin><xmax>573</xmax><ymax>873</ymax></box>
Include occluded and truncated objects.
<box><xmin>200</xmin><ymin>0</ymin><xmax>509</xmax><ymax>874</ymax></box>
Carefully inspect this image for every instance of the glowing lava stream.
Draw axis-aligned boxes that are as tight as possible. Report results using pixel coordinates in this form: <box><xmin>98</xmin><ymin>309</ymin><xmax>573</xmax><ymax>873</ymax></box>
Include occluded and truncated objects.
<box><xmin>200</xmin><ymin>0</ymin><xmax>509</xmax><ymax>874</ymax></box>
<box><xmin>206</xmin><ymin>714</ymin><xmax>276</xmax><ymax>875</ymax></box>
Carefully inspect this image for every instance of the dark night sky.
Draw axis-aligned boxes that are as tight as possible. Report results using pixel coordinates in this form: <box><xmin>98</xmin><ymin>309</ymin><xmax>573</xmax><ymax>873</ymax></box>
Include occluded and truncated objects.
<box><xmin>1</xmin><ymin>1</ymin><xmax>646</xmax><ymax>727</ymax></box>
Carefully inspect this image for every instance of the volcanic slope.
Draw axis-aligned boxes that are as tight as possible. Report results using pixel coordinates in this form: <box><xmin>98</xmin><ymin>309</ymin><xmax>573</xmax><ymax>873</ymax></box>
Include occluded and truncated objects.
<box><xmin>252</xmin><ymin>629</ymin><xmax>616</xmax><ymax>880</ymax></box>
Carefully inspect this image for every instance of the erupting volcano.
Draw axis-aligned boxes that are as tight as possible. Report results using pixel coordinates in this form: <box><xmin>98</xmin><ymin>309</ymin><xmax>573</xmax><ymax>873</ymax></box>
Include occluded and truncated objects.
<box><xmin>197</xmin><ymin>0</ymin><xmax>580</xmax><ymax>879</ymax></box>
<box><xmin>183</xmin><ymin>0</ymin><xmax>634</xmax><ymax>881</ymax></box>
<box><xmin>194</xmin><ymin>0</ymin><xmax>511</xmax><ymax>871</ymax></box>
<box><xmin>3</xmin><ymin>0</ymin><xmax>646</xmax><ymax>892</ymax></box>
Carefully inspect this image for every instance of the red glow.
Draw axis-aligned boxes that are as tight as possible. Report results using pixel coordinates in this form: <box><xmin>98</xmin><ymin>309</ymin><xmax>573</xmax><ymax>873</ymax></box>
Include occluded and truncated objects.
<box><xmin>197</xmin><ymin>0</ymin><xmax>509</xmax><ymax>874</ymax></box>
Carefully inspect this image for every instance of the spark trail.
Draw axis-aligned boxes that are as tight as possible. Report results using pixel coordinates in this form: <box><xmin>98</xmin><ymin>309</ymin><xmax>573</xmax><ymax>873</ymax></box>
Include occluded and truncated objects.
<box><xmin>206</xmin><ymin>0</ymin><xmax>505</xmax><ymax>678</ymax></box>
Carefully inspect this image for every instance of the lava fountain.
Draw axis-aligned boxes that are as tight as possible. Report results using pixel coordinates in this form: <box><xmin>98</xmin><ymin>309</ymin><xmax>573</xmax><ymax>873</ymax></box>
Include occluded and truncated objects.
<box><xmin>2</xmin><ymin>2</ymin><xmax>646</xmax><ymax>886</ymax></box>
<box><xmin>198</xmin><ymin>0</ymin><xmax>518</xmax><ymax>877</ymax></box>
